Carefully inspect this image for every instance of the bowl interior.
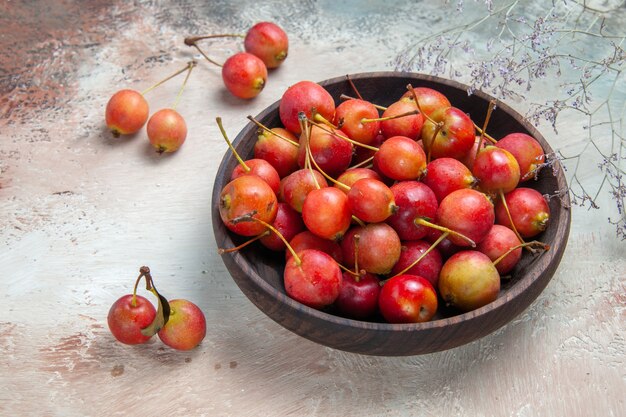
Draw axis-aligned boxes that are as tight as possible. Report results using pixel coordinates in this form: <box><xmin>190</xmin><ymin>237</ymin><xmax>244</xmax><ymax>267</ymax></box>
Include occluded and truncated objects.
<box><xmin>211</xmin><ymin>72</ymin><xmax>571</xmax><ymax>355</ymax></box>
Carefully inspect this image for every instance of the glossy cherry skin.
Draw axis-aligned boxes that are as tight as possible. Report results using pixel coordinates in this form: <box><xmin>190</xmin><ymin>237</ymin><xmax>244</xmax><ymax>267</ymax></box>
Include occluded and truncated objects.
<box><xmin>219</xmin><ymin>175</ymin><xmax>278</xmax><ymax>237</ymax></box>
<box><xmin>472</xmin><ymin>146</ymin><xmax>521</xmax><ymax>194</ymax></box>
<box><xmin>334</xmin><ymin>99</ymin><xmax>381</xmax><ymax>145</ymax></box>
<box><xmin>438</xmin><ymin>250</ymin><xmax>500</xmax><ymax>312</ymax></box>
<box><xmin>347</xmin><ymin>178</ymin><xmax>397</xmax><ymax>223</ymax></box>
<box><xmin>286</xmin><ymin>231</ymin><xmax>343</xmax><ymax>264</ymax></box>
<box><xmin>378</xmin><ymin>274</ymin><xmax>438</xmax><ymax>324</ymax></box>
<box><xmin>244</xmin><ymin>21</ymin><xmax>288</xmax><ymax>69</ymax></box>
<box><xmin>373</xmin><ymin>136</ymin><xmax>427</xmax><ymax>181</ymax></box>
<box><xmin>496</xmin><ymin>133</ymin><xmax>545</xmax><ymax>181</ymax></box>
<box><xmin>422</xmin><ymin>157</ymin><xmax>477</xmax><ymax>203</ymax></box>
<box><xmin>387</xmin><ymin>181</ymin><xmax>438</xmax><ymax>241</ymax></box>
<box><xmin>341</xmin><ymin>223</ymin><xmax>402</xmax><ymax>275</ymax></box>
<box><xmin>380</xmin><ymin>98</ymin><xmax>424</xmax><ymax>140</ymax></box>
<box><xmin>105</xmin><ymin>89</ymin><xmax>149</xmax><ymax>137</ymax></box>
<box><xmin>302</xmin><ymin>187</ymin><xmax>351</xmax><ymax>241</ymax></box>
<box><xmin>477</xmin><ymin>224</ymin><xmax>522</xmax><ymax>275</ymax></box>
<box><xmin>284</xmin><ymin>249</ymin><xmax>342</xmax><ymax>309</ymax></box>
<box><xmin>260</xmin><ymin>202</ymin><xmax>305</xmax><ymax>251</ymax></box>
<box><xmin>253</xmin><ymin>127</ymin><xmax>300</xmax><ymax>178</ymax></box>
<box><xmin>158</xmin><ymin>299</ymin><xmax>206</xmax><ymax>351</ymax></box>
<box><xmin>231</xmin><ymin>158</ymin><xmax>281</xmax><ymax>195</ymax></box>
<box><xmin>335</xmin><ymin>168</ymin><xmax>382</xmax><ymax>194</ymax></box>
<box><xmin>401</xmin><ymin>86</ymin><xmax>451</xmax><ymax>117</ymax></box>
<box><xmin>279</xmin><ymin>81</ymin><xmax>335</xmax><ymax>135</ymax></box>
<box><xmin>436</xmin><ymin>188</ymin><xmax>495</xmax><ymax>246</ymax></box>
<box><xmin>221</xmin><ymin>52</ymin><xmax>268</xmax><ymax>99</ymax></box>
<box><xmin>495</xmin><ymin>187</ymin><xmax>550</xmax><ymax>238</ymax></box>
<box><xmin>335</xmin><ymin>272</ymin><xmax>381</xmax><ymax>320</ymax></box>
<box><xmin>298</xmin><ymin>125</ymin><xmax>353</xmax><ymax>177</ymax></box>
<box><xmin>390</xmin><ymin>240</ymin><xmax>443</xmax><ymax>287</ymax></box>
<box><xmin>279</xmin><ymin>169</ymin><xmax>328</xmax><ymax>213</ymax></box>
<box><xmin>146</xmin><ymin>108</ymin><xmax>187</xmax><ymax>153</ymax></box>
<box><xmin>421</xmin><ymin>106</ymin><xmax>475</xmax><ymax>160</ymax></box>
<box><xmin>107</xmin><ymin>294</ymin><xmax>156</xmax><ymax>345</ymax></box>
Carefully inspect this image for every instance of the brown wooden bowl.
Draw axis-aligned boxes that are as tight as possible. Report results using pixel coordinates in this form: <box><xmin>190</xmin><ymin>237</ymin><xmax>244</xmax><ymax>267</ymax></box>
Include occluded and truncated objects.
<box><xmin>211</xmin><ymin>72</ymin><xmax>571</xmax><ymax>356</ymax></box>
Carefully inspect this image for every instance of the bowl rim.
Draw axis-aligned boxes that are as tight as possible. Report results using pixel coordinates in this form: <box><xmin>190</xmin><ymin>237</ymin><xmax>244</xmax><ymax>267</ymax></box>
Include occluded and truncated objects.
<box><xmin>215</xmin><ymin>71</ymin><xmax>571</xmax><ymax>335</ymax></box>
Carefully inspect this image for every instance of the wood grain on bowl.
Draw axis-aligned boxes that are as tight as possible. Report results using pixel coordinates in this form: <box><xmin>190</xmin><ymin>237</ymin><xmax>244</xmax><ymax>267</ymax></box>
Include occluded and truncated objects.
<box><xmin>211</xmin><ymin>72</ymin><xmax>571</xmax><ymax>356</ymax></box>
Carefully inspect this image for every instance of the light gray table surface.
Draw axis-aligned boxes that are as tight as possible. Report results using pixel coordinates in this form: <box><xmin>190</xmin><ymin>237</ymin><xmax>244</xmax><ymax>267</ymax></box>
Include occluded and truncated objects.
<box><xmin>1</xmin><ymin>1</ymin><xmax>624</xmax><ymax>416</ymax></box>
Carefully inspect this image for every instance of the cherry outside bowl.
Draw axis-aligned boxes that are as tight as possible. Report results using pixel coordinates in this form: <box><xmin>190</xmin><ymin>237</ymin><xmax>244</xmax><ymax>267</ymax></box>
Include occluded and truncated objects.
<box><xmin>211</xmin><ymin>72</ymin><xmax>571</xmax><ymax>356</ymax></box>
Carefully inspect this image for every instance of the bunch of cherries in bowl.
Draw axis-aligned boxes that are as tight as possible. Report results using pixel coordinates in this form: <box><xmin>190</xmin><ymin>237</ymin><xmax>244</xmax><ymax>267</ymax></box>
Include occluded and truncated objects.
<box><xmin>217</xmin><ymin>77</ymin><xmax>552</xmax><ymax>324</ymax></box>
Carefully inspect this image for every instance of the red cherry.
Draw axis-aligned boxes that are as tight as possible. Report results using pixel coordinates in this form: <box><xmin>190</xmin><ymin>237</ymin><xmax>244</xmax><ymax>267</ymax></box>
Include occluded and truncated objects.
<box><xmin>472</xmin><ymin>146</ymin><xmax>521</xmax><ymax>194</ymax></box>
<box><xmin>390</xmin><ymin>240</ymin><xmax>443</xmax><ymax>287</ymax></box>
<box><xmin>378</xmin><ymin>275</ymin><xmax>438</xmax><ymax>323</ymax></box>
<box><xmin>287</xmin><ymin>231</ymin><xmax>344</xmax><ymax>264</ymax></box>
<box><xmin>302</xmin><ymin>187</ymin><xmax>351</xmax><ymax>241</ymax></box>
<box><xmin>279</xmin><ymin>81</ymin><xmax>335</xmax><ymax>135</ymax></box>
<box><xmin>436</xmin><ymin>188</ymin><xmax>495</xmax><ymax>246</ymax></box>
<box><xmin>231</xmin><ymin>158</ymin><xmax>281</xmax><ymax>195</ymax></box>
<box><xmin>496</xmin><ymin>133</ymin><xmax>546</xmax><ymax>181</ymax></box>
<box><xmin>422</xmin><ymin>157</ymin><xmax>477</xmax><ymax>203</ymax></box>
<box><xmin>387</xmin><ymin>181</ymin><xmax>438</xmax><ymax>241</ymax></box>
<box><xmin>244</xmin><ymin>22</ymin><xmax>289</xmax><ymax>69</ymax></box>
<box><xmin>495</xmin><ymin>187</ymin><xmax>550</xmax><ymax>238</ymax></box>
<box><xmin>334</xmin><ymin>99</ymin><xmax>381</xmax><ymax>145</ymax></box>
<box><xmin>438</xmin><ymin>250</ymin><xmax>500</xmax><ymax>312</ymax></box>
<box><xmin>284</xmin><ymin>249</ymin><xmax>342</xmax><ymax>309</ymax></box>
<box><xmin>380</xmin><ymin>99</ymin><xmax>424</xmax><ymax>140</ymax></box>
<box><xmin>347</xmin><ymin>178</ymin><xmax>397</xmax><ymax>223</ymax></box>
<box><xmin>401</xmin><ymin>86</ymin><xmax>451</xmax><ymax>117</ymax></box>
<box><xmin>105</xmin><ymin>89</ymin><xmax>149</xmax><ymax>137</ymax></box>
<box><xmin>107</xmin><ymin>294</ymin><xmax>156</xmax><ymax>345</ymax></box>
<box><xmin>146</xmin><ymin>108</ymin><xmax>187</xmax><ymax>153</ymax></box>
<box><xmin>335</xmin><ymin>272</ymin><xmax>381</xmax><ymax>320</ymax></box>
<box><xmin>260</xmin><ymin>202</ymin><xmax>305</xmax><ymax>251</ymax></box>
<box><xmin>477</xmin><ymin>224</ymin><xmax>522</xmax><ymax>275</ymax></box>
<box><xmin>373</xmin><ymin>136</ymin><xmax>427</xmax><ymax>181</ymax></box>
<box><xmin>222</xmin><ymin>52</ymin><xmax>268</xmax><ymax>99</ymax></box>
<box><xmin>341</xmin><ymin>223</ymin><xmax>402</xmax><ymax>275</ymax></box>
<box><xmin>157</xmin><ymin>299</ymin><xmax>206</xmax><ymax>351</ymax></box>
<box><xmin>219</xmin><ymin>175</ymin><xmax>278</xmax><ymax>236</ymax></box>
<box><xmin>254</xmin><ymin>127</ymin><xmax>300</xmax><ymax>178</ymax></box>
<box><xmin>279</xmin><ymin>168</ymin><xmax>328</xmax><ymax>213</ymax></box>
<box><xmin>422</xmin><ymin>106</ymin><xmax>475</xmax><ymax>160</ymax></box>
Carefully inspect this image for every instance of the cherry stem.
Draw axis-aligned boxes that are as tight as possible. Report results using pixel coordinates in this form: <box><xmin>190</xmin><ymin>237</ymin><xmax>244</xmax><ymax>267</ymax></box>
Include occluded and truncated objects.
<box><xmin>313</xmin><ymin>113</ymin><xmax>338</xmax><ymax>129</ymax></box>
<box><xmin>352</xmin><ymin>216</ymin><xmax>366</xmax><ymax>227</ymax></box>
<box><xmin>414</xmin><ymin>217</ymin><xmax>476</xmax><ymax>247</ymax></box>
<box><xmin>246</xmin><ymin>115</ymin><xmax>300</xmax><ymax>147</ymax></box>
<box><xmin>172</xmin><ymin>60</ymin><xmax>196</xmax><ymax>110</ymax></box>
<box><xmin>353</xmin><ymin>234</ymin><xmax>361</xmax><ymax>280</ymax></box>
<box><xmin>141</xmin><ymin>61</ymin><xmax>196</xmax><ymax>96</ymax></box>
<box><xmin>389</xmin><ymin>232</ymin><xmax>449</xmax><ymax>280</ymax></box>
<box><xmin>406</xmin><ymin>84</ymin><xmax>436</xmax><ymax>125</ymax></box>
<box><xmin>475</xmin><ymin>99</ymin><xmax>498</xmax><ymax>156</ymax></box>
<box><xmin>217</xmin><ymin>117</ymin><xmax>249</xmax><ymax>172</ymax></box>
<box><xmin>338</xmin><ymin>262</ymin><xmax>364</xmax><ymax>278</ymax></box>
<box><xmin>184</xmin><ymin>34</ymin><xmax>244</xmax><ymax>68</ymax></box>
<box><xmin>339</xmin><ymin>94</ymin><xmax>387</xmax><ymax>111</ymax></box>
<box><xmin>492</xmin><ymin>240</ymin><xmax>550</xmax><ymax>266</ymax></box>
<box><xmin>190</xmin><ymin>43</ymin><xmax>223</xmax><ymax>67</ymax></box>
<box><xmin>349</xmin><ymin>155</ymin><xmax>374</xmax><ymax>170</ymax></box>
<box><xmin>307</xmin><ymin>118</ymin><xmax>379</xmax><ymax>152</ymax></box>
<box><xmin>497</xmin><ymin>188</ymin><xmax>528</xmax><ymax>249</ymax></box>
<box><xmin>361</xmin><ymin>109</ymin><xmax>419</xmax><ymax>124</ymax></box>
<box><xmin>233</xmin><ymin>213</ymin><xmax>302</xmax><ymax>266</ymax></box>
<box><xmin>346</xmin><ymin>74</ymin><xmax>364</xmax><ymax>100</ymax></box>
<box><xmin>218</xmin><ymin>231</ymin><xmax>270</xmax><ymax>254</ymax></box>
<box><xmin>184</xmin><ymin>33</ymin><xmax>245</xmax><ymax>45</ymax></box>
<box><xmin>426</xmin><ymin>121</ymin><xmax>445</xmax><ymax>163</ymax></box>
<box><xmin>132</xmin><ymin>266</ymin><xmax>154</xmax><ymax>307</ymax></box>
